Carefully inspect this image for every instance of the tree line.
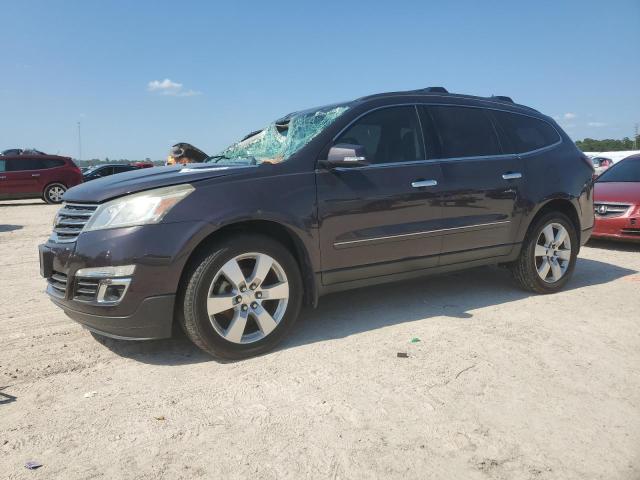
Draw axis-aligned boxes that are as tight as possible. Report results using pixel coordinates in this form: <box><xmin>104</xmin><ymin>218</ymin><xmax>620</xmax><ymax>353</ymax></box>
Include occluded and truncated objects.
<box><xmin>575</xmin><ymin>135</ymin><xmax>639</xmax><ymax>152</ymax></box>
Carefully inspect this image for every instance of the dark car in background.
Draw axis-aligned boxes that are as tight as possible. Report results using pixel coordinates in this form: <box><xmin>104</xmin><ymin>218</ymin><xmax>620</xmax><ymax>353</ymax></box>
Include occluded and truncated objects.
<box><xmin>0</xmin><ymin>154</ymin><xmax>83</xmax><ymax>203</ymax></box>
<box><xmin>39</xmin><ymin>87</ymin><xmax>595</xmax><ymax>359</ymax></box>
<box><xmin>82</xmin><ymin>164</ymin><xmax>140</xmax><ymax>182</ymax></box>
<box><xmin>592</xmin><ymin>154</ymin><xmax>640</xmax><ymax>242</ymax></box>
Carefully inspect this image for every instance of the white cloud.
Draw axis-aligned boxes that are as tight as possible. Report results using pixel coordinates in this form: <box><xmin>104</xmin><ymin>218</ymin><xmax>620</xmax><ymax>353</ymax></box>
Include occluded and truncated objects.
<box><xmin>563</xmin><ymin>112</ymin><xmax>577</xmax><ymax>120</ymax></box>
<box><xmin>147</xmin><ymin>78</ymin><xmax>201</xmax><ymax>97</ymax></box>
<box><xmin>148</xmin><ymin>78</ymin><xmax>182</xmax><ymax>92</ymax></box>
<box><xmin>587</xmin><ymin>121</ymin><xmax>606</xmax><ymax>127</ymax></box>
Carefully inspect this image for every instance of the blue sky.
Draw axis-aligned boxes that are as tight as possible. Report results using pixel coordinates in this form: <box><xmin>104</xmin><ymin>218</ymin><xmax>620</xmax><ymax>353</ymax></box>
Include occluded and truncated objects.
<box><xmin>1</xmin><ymin>0</ymin><xmax>638</xmax><ymax>159</ymax></box>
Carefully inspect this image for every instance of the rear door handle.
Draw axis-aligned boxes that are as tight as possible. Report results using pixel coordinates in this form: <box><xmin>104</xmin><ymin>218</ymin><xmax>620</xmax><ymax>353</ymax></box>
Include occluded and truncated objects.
<box><xmin>0</xmin><ymin>176</ymin><xmax>6</xmax><ymax>180</ymax></box>
<box><xmin>31</xmin><ymin>173</ymin><xmax>40</xmax><ymax>177</ymax></box>
<box><xmin>502</xmin><ymin>172</ymin><xmax>522</xmax><ymax>180</ymax></box>
<box><xmin>411</xmin><ymin>179</ymin><xmax>438</xmax><ymax>188</ymax></box>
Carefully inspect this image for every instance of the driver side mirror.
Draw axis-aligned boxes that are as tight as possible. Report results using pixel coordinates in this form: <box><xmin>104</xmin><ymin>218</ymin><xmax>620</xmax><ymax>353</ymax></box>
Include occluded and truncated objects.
<box><xmin>321</xmin><ymin>144</ymin><xmax>369</xmax><ymax>169</ymax></box>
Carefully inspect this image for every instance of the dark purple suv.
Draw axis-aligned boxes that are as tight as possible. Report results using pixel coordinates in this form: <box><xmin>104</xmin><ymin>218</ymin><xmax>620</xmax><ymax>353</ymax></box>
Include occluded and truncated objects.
<box><xmin>39</xmin><ymin>87</ymin><xmax>595</xmax><ymax>359</ymax></box>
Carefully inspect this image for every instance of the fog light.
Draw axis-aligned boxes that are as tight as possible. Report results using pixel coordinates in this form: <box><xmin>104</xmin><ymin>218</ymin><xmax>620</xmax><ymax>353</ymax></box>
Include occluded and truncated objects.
<box><xmin>96</xmin><ymin>278</ymin><xmax>132</xmax><ymax>304</ymax></box>
<box><xmin>74</xmin><ymin>265</ymin><xmax>135</xmax><ymax>305</ymax></box>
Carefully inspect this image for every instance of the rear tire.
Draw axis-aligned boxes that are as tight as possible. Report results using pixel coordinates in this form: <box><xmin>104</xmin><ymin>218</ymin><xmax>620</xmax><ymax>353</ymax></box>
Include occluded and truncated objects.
<box><xmin>180</xmin><ymin>235</ymin><xmax>303</xmax><ymax>359</ymax></box>
<box><xmin>510</xmin><ymin>212</ymin><xmax>578</xmax><ymax>294</ymax></box>
<box><xmin>43</xmin><ymin>183</ymin><xmax>67</xmax><ymax>204</ymax></box>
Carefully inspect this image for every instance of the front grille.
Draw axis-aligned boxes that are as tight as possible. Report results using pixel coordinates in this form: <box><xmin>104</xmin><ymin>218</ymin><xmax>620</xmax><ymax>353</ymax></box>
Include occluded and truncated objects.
<box><xmin>73</xmin><ymin>277</ymin><xmax>100</xmax><ymax>302</ymax></box>
<box><xmin>51</xmin><ymin>203</ymin><xmax>98</xmax><ymax>243</ymax></box>
<box><xmin>594</xmin><ymin>203</ymin><xmax>631</xmax><ymax>218</ymax></box>
<box><xmin>47</xmin><ymin>270</ymin><xmax>68</xmax><ymax>298</ymax></box>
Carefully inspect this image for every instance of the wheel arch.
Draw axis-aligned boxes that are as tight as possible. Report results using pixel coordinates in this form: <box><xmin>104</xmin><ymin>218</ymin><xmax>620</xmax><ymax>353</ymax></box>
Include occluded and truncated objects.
<box><xmin>178</xmin><ymin>219</ymin><xmax>318</xmax><ymax>308</ymax></box>
<box><xmin>524</xmin><ymin>197</ymin><xmax>581</xmax><ymax>244</ymax></box>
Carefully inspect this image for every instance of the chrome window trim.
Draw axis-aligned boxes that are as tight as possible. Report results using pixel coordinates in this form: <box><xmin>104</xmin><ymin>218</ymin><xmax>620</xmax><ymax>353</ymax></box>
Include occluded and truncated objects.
<box><xmin>333</xmin><ymin>220</ymin><xmax>511</xmax><ymax>247</ymax></box>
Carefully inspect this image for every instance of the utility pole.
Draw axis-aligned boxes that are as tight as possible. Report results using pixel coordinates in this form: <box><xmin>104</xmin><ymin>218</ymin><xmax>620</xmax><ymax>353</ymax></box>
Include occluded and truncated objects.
<box><xmin>77</xmin><ymin>121</ymin><xmax>82</xmax><ymax>161</ymax></box>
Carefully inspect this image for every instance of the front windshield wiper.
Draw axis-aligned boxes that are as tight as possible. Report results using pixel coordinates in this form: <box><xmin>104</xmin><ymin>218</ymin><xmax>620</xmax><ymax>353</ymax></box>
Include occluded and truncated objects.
<box><xmin>206</xmin><ymin>155</ymin><xmax>231</xmax><ymax>163</ymax></box>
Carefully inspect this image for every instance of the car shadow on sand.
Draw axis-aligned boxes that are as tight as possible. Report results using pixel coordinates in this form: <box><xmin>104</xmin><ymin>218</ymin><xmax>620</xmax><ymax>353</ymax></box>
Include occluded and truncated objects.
<box><xmin>0</xmin><ymin>224</ymin><xmax>23</xmax><ymax>233</ymax></box>
<box><xmin>0</xmin><ymin>201</ymin><xmax>45</xmax><ymax>207</ymax></box>
<box><xmin>93</xmin><ymin>257</ymin><xmax>636</xmax><ymax>365</ymax></box>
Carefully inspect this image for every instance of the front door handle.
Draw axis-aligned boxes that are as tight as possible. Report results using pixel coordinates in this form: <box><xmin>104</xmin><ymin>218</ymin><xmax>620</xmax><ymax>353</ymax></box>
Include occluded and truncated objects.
<box><xmin>502</xmin><ymin>172</ymin><xmax>522</xmax><ymax>180</ymax></box>
<box><xmin>31</xmin><ymin>173</ymin><xmax>40</xmax><ymax>177</ymax></box>
<box><xmin>0</xmin><ymin>176</ymin><xmax>6</xmax><ymax>180</ymax></box>
<box><xmin>411</xmin><ymin>179</ymin><xmax>438</xmax><ymax>188</ymax></box>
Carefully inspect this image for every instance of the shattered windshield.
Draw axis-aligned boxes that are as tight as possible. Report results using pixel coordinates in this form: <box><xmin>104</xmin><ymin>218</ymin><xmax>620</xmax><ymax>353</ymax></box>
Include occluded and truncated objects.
<box><xmin>207</xmin><ymin>104</ymin><xmax>350</xmax><ymax>165</ymax></box>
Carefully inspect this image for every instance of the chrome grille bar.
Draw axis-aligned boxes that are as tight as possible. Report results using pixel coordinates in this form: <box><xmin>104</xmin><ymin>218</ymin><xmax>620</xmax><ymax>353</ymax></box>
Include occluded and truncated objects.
<box><xmin>47</xmin><ymin>270</ymin><xmax>68</xmax><ymax>298</ymax></box>
<box><xmin>51</xmin><ymin>202</ymin><xmax>98</xmax><ymax>243</ymax></box>
<box><xmin>594</xmin><ymin>203</ymin><xmax>631</xmax><ymax>218</ymax></box>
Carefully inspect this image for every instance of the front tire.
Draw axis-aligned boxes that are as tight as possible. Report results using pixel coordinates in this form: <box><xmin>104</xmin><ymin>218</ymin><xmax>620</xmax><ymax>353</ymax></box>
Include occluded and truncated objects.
<box><xmin>510</xmin><ymin>212</ymin><xmax>578</xmax><ymax>294</ymax></box>
<box><xmin>180</xmin><ymin>235</ymin><xmax>303</xmax><ymax>359</ymax></box>
<box><xmin>43</xmin><ymin>183</ymin><xmax>67</xmax><ymax>204</ymax></box>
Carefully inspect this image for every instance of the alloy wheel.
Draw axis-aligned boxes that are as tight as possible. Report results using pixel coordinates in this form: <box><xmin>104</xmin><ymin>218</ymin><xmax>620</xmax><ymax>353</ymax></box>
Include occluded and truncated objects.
<box><xmin>48</xmin><ymin>185</ymin><xmax>66</xmax><ymax>202</ymax></box>
<box><xmin>206</xmin><ymin>252</ymin><xmax>289</xmax><ymax>344</ymax></box>
<box><xmin>534</xmin><ymin>222</ymin><xmax>572</xmax><ymax>283</ymax></box>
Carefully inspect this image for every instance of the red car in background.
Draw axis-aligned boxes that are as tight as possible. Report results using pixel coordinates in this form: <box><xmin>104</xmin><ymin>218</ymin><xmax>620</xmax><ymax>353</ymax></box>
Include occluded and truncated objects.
<box><xmin>130</xmin><ymin>161</ymin><xmax>154</xmax><ymax>168</ymax></box>
<box><xmin>592</xmin><ymin>154</ymin><xmax>640</xmax><ymax>242</ymax></box>
<box><xmin>591</xmin><ymin>156</ymin><xmax>613</xmax><ymax>176</ymax></box>
<box><xmin>0</xmin><ymin>154</ymin><xmax>83</xmax><ymax>204</ymax></box>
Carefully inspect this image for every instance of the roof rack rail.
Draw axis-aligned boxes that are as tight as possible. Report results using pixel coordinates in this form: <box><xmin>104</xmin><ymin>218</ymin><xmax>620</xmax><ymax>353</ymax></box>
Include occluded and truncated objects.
<box><xmin>490</xmin><ymin>95</ymin><xmax>514</xmax><ymax>103</ymax></box>
<box><xmin>420</xmin><ymin>86</ymin><xmax>448</xmax><ymax>93</ymax></box>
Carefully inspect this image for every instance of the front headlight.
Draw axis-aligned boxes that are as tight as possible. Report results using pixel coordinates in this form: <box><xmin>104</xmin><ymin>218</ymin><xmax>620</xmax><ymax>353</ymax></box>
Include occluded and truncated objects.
<box><xmin>84</xmin><ymin>184</ymin><xmax>194</xmax><ymax>232</ymax></box>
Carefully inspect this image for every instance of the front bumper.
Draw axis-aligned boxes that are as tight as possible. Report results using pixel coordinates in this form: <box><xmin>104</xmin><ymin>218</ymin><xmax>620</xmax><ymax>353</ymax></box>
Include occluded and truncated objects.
<box><xmin>592</xmin><ymin>212</ymin><xmax>640</xmax><ymax>242</ymax></box>
<box><xmin>51</xmin><ymin>294</ymin><xmax>175</xmax><ymax>340</ymax></box>
<box><xmin>39</xmin><ymin>220</ymin><xmax>207</xmax><ymax>340</ymax></box>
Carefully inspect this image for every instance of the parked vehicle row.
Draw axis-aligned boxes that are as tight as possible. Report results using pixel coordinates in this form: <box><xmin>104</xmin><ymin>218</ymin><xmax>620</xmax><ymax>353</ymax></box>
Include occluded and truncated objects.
<box><xmin>0</xmin><ymin>154</ymin><xmax>155</xmax><ymax>203</ymax></box>
<box><xmin>38</xmin><ymin>87</ymin><xmax>596</xmax><ymax>359</ymax></box>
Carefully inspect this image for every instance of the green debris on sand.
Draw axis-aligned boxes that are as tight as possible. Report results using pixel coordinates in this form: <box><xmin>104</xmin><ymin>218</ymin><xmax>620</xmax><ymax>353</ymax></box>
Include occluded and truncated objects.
<box><xmin>410</xmin><ymin>337</ymin><xmax>421</xmax><ymax>343</ymax></box>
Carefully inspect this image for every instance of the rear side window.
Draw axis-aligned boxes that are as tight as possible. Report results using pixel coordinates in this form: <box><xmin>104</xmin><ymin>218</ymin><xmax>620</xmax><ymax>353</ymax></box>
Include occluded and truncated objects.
<box><xmin>336</xmin><ymin>106</ymin><xmax>425</xmax><ymax>164</ymax></box>
<box><xmin>427</xmin><ymin>106</ymin><xmax>501</xmax><ymax>158</ymax></box>
<box><xmin>42</xmin><ymin>159</ymin><xmax>66</xmax><ymax>168</ymax></box>
<box><xmin>6</xmin><ymin>158</ymin><xmax>45</xmax><ymax>171</ymax></box>
<box><xmin>492</xmin><ymin>111</ymin><xmax>560</xmax><ymax>154</ymax></box>
<box><xmin>0</xmin><ymin>159</ymin><xmax>5</xmax><ymax>172</ymax></box>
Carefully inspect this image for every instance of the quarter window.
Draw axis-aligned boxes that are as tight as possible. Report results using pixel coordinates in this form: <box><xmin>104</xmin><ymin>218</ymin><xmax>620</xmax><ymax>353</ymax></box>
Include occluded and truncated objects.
<box><xmin>492</xmin><ymin>110</ymin><xmax>560</xmax><ymax>153</ymax></box>
<box><xmin>427</xmin><ymin>106</ymin><xmax>501</xmax><ymax>158</ymax></box>
<box><xmin>42</xmin><ymin>159</ymin><xmax>65</xmax><ymax>168</ymax></box>
<box><xmin>335</xmin><ymin>106</ymin><xmax>425</xmax><ymax>164</ymax></box>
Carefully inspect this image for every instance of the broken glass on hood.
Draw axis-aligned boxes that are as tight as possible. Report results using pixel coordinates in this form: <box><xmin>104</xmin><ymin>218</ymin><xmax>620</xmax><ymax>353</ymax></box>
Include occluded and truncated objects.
<box><xmin>208</xmin><ymin>104</ymin><xmax>350</xmax><ymax>165</ymax></box>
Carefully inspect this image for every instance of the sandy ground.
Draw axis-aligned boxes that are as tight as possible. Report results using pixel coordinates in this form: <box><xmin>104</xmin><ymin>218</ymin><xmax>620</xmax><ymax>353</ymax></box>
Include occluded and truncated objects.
<box><xmin>1</xmin><ymin>199</ymin><xmax>639</xmax><ymax>480</ymax></box>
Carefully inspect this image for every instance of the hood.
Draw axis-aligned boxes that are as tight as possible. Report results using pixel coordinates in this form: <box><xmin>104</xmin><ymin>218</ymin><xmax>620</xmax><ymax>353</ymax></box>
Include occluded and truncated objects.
<box><xmin>594</xmin><ymin>181</ymin><xmax>640</xmax><ymax>205</ymax></box>
<box><xmin>63</xmin><ymin>163</ymin><xmax>251</xmax><ymax>203</ymax></box>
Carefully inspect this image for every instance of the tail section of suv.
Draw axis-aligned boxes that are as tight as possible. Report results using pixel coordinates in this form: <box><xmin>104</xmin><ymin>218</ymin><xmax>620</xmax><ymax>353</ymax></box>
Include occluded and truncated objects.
<box><xmin>0</xmin><ymin>155</ymin><xmax>83</xmax><ymax>203</ymax></box>
<box><xmin>38</xmin><ymin>87</ymin><xmax>595</xmax><ymax>359</ymax></box>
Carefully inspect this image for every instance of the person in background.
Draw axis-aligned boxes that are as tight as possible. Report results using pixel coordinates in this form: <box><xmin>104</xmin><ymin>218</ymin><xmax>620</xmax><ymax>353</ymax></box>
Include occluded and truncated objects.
<box><xmin>166</xmin><ymin>143</ymin><xmax>208</xmax><ymax>165</ymax></box>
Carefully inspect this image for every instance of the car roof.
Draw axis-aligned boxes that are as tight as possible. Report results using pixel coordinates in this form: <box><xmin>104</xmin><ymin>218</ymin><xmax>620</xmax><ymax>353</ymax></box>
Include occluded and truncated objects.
<box><xmin>353</xmin><ymin>86</ymin><xmax>541</xmax><ymax>115</ymax></box>
<box><xmin>0</xmin><ymin>154</ymin><xmax>69</xmax><ymax>160</ymax></box>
